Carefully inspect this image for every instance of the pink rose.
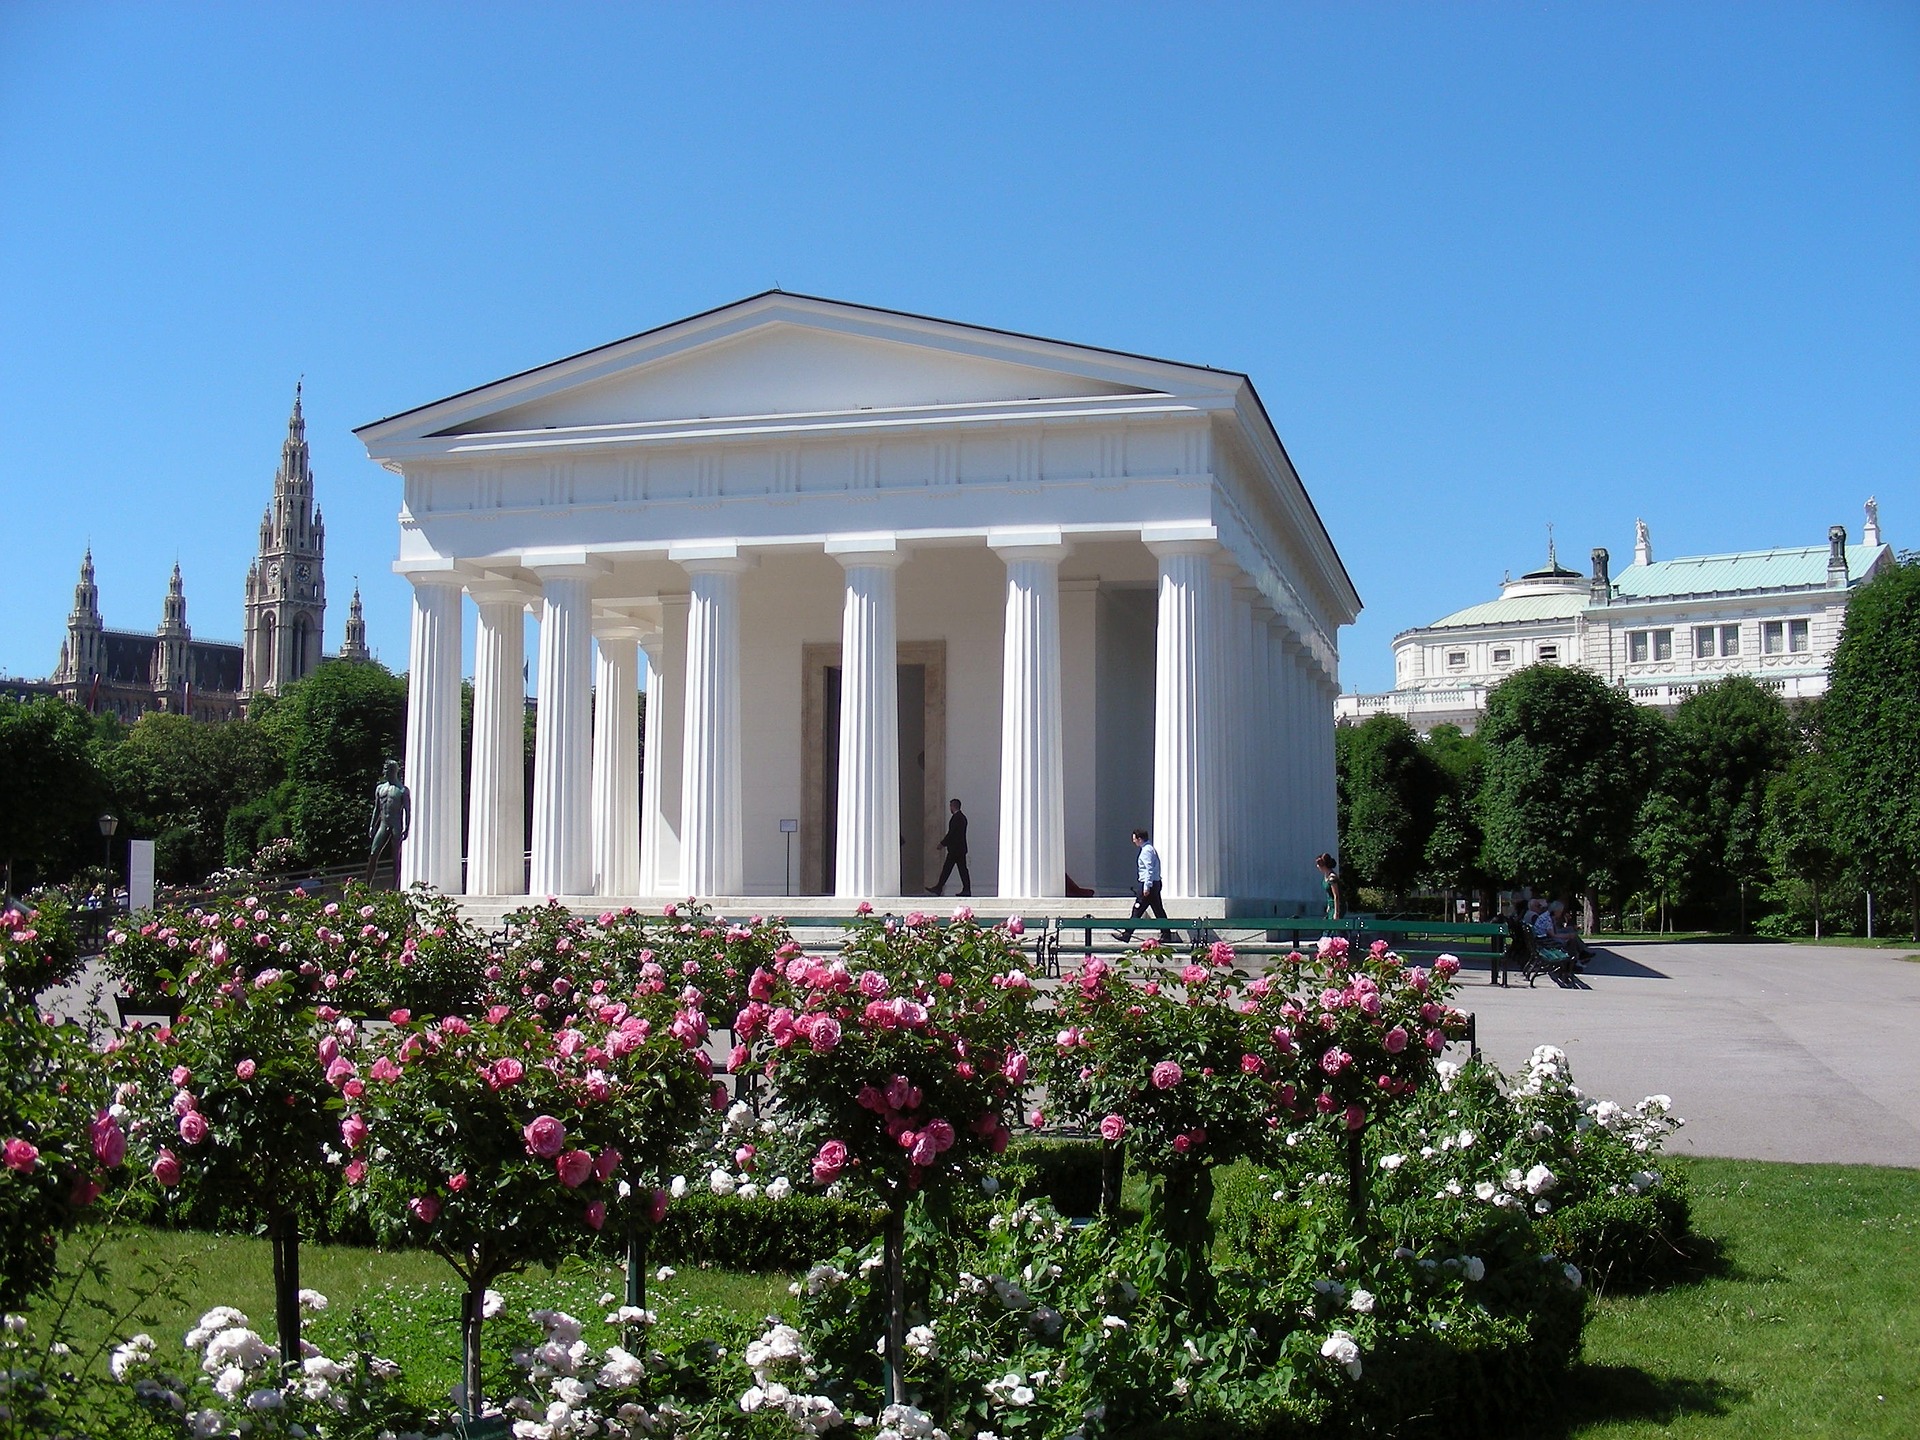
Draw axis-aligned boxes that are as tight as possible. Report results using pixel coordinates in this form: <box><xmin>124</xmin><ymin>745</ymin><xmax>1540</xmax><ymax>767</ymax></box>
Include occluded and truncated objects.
<box><xmin>178</xmin><ymin>1111</ymin><xmax>209</xmax><ymax>1146</ymax></box>
<box><xmin>1241</xmin><ymin>1053</ymin><xmax>1266</xmax><ymax>1076</ymax></box>
<box><xmin>409</xmin><ymin>1195</ymin><xmax>441</xmax><ymax>1223</ymax></box>
<box><xmin>368</xmin><ymin>1057</ymin><xmax>403</xmax><ymax>1083</ymax></box>
<box><xmin>1383</xmin><ymin>1026</ymin><xmax>1409</xmax><ymax>1054</ymax></box>
<box><xmin>1434</xmin><ymin>955</ymin><xmax>1461</xmax><ymax>978</ymax></box>
<box><xmin>1181</xmin><ymin>964</ymin><xmax>1209</xmax><ymax>986</ymax></box>
<box><xmin>70</xmin><ymin>1175</ymin><xmax>101</xmax><ymax>1208</ymax></box>
<box><xmin>234</xmin><ymin>1059</ymin><xmax>257</xmax><ymax>1080</ymax></box>
<box><xmin>449</xmin><ymin>1172</ymin><xmax>469</xmax><ymax>1192</ymax></box>
<box><xmin>4</xmin><ymin>1138</ymin><xmax>39</xmax><ymax>1173</ymax></box>
<box><xmin>812</xmin><ymin>1140</ymin><xmax>849</xmax><ymax>1185</ymax></box>
<box><xmin>488</xmin><ymin>1058</ymin><xmax>526</xmax><ymax>1090</ymax></box>
<box><xmin>170</xmin><ymin>1065</ymin><xmax>192</xmax><ymax>1088</ymax></box>
<box><xmin>389</xmin><ymin>1008</ymin><xmax>412</xmax><ymax>1025</ymax></box>
<box><xmin>343</xmin><ymin>1159</ymin><xmax>366</xmax><ymax>1185</ymax></box>
<box><xmin>858</xmin><ymin>970</ymin><xmax>890</xmax><ymax>998</ymax></box>
<box><xmin>1151</xmin><ymin>1061</ymin><xmax>1183</xmax><ymax>1090</ymax></box>
<box><xmin>1002</xmin><ymin>1052</ymin><xmax>1030</xmax><ymax>1084</ymax></box>
<box><xmin>324</xmin><ymin>1057</ymin><xmax>355</xmax><ymax>1088</ymax></box>
<box><xmin>1426</xmin><ymin>1029</ymin><xmax>1446</xmax><ymax>1053</ymax></box>
<box><xmin>1320</xmin><ymin>1047</ymin><xmax>1352</xmax><ymax>1077</ymax></box>
<box><xmin>923</xmin><ymin>1119</ymin><xmax>955</xmax><ymax>1153</ymax></box>
<box><xmin>151</xmin><ymin>1148</ymin><xmax>181</xmax><ymax>1187</ymax></box>
<box><xmin>809</xmin><ymin>1016</ymin><xmax>842</xmax><ymax>1053</ymax></box>
<box><xmin>1172</xmin><ymin>1133</ymin><xmax>1191</xmax><ymax>1154</ymax></box>
<box><xmin>910</xmin><ymin>1133</ymin><xmax>939</xmax><ymax>1166</ymax></box>
<box><xmin>524</xmin><ymin>1116</ymin><xmax>566</xmax><ymax>1159</ymax></box>
<box><xmin>585</xmin><ymin>1200</ymin><xmax>607</xmax><ymax>1231</ymax></box>
<box><xmin>90</xmin><ymin>1112</ymin><xmax>127</xmax><ymax>1169</ymax></box>
<box><xmin>1344</xmin><ymin>1104</ymin><xmax>1367</xmax><ymax>1132</ymax></box>
<box><xmin>648</xmin><ymin>1187</ymin><xmax>670</xmax><ymax>1225</ymax></box>
<box><xmin>555</xmin><ymin>1149</ymin><xmax>594</xmax><ymax>1188</ymax></box>
<box><xmin>734</xmin><ymin>1144</ymin><xmax>757</xmax><ymax>1172</ymax></box>
<box><xmin>1099</xmin><ymin>1114</ymin><xmax>1126</xmax><ymax>1142</ymax></box>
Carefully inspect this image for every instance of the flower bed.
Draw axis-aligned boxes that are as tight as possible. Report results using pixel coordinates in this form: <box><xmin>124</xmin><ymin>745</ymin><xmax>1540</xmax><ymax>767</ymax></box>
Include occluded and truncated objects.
<box><xmin>1</xmin><ymin>893</ymin><xmax>1696</xmax><ymax>1439</ymax></box>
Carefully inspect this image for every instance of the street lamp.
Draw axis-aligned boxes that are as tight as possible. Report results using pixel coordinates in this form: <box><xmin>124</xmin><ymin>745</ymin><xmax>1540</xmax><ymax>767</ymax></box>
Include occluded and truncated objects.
<box><xmin>97</xmin><ymin>812</ymin><xmax>118</xmax><ymax>875</ymax></box>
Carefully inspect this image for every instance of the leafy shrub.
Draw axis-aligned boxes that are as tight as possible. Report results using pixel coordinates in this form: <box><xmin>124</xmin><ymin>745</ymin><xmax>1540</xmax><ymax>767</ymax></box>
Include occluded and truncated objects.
<box><xmin>644</xmin><ymin>1191</ymin><xmax>882</xmax><ymax>1272</ymax></box>
<box><xmin>1538</xmin><ymin>1177</ymin><xmax>1694</xmax><ymax>1291</ymax></box>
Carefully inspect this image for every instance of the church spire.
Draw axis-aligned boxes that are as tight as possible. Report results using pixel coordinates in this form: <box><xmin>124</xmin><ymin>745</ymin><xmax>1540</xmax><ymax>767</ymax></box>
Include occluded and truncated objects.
<box><xmin>341</xmin><ymin>585</ymin><xmax>370</xmax><ymax>663</ymax></box>
<box><xmin>244</xmin><ymin>380</ymin><xmax>327</xmax><ymax>697</ymax></box>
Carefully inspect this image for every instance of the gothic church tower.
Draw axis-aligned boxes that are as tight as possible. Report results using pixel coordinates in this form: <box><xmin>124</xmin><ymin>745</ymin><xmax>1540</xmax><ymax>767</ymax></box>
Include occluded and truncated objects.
<box><xmin>243</xmin><ymin>382</ymin><xmax>327</xmax><ymax>696</ymax></box>
<box><xmin>54</xmin><ymin>548</ymin><xmax>105</xmax><ymax>686</ymax></box>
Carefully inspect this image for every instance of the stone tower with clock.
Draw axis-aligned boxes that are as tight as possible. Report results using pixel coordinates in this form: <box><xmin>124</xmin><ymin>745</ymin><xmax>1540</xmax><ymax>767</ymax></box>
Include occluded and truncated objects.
<box><xmin>242</xmin><ymin>382</ymin><xmax>328</xmax><ymax>697</ymax></box>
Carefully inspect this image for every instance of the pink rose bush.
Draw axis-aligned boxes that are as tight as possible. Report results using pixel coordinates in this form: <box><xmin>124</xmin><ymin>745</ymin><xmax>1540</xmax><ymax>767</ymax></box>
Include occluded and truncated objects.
<box><xmin>0</xmin><ymin>911</ymin><xmax>122</xmax><ymax>1308</ymax></box>
<box><xmin>738</xmin><ymin>911</ymin><xmax>1038</xmax><ymax>1208</ymax></box>
<box><xmin>338</xmin><ymin>981</ymin><xmax>711</xmax><ymax>1415</ymax></box>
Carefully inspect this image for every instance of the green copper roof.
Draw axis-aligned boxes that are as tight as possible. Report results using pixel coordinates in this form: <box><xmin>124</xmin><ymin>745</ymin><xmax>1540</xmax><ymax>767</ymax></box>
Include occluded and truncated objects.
<box><xmin>1614</xmin><ymin>544</ymin><xmax>1887</xmax><ymax>600</ymax></box>
<box><xmin>1424</xmin><ymin>590</ymin><xmax>1587</xmax><ymax>631</ymax></box>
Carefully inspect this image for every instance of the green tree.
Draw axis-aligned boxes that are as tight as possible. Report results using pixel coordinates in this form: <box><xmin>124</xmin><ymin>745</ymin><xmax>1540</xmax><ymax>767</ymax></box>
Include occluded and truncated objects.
<box><xmin>1476</xmin><ymin>665</ymin><xmax>1654</xmax><ymax>907</ymax></box>
<box><xmin>261</xmin><ymin>661</ymin><xmax>409</xmax><ymax>868</ymax></box>
<box><xmin>1824</xmin><ymin>554</ymin><xmax>1920</xmax><ymax>939</ymax></box>
<box><xmin>1334</xmin><ymin>714</ymin><xmax>1436</xmax><ymax>901</ymax></box>
<box><xmin>103</xmin><ymin>713</ymin><xmax>286</xmax><ymax>883</ymax></box>
<box><xmin>1763</xmin><ymin>743</ymin><xmax>1843</xmax><ymax>938</ymax></box>
<box><xmin>0</xmin><ymin>697</ymin><xmax>109</xmax><ymax>888</ymax></box>
<box><xmin>1660</xmin><ymin>677</ymin><xmax>1794</xmax><ymax>931</ymax></box>
<box><xmin>1420</xmin><ymin>723</ymin><xmax>1490</xmax><ymax>898</ymax></box>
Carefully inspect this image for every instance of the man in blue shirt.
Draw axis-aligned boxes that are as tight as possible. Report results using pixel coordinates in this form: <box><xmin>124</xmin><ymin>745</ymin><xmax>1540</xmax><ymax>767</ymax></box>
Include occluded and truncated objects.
<box><xmin>1117</xmin><ymin>828</ymin><xmax>1171</xmax><ymax>942</ymax></box>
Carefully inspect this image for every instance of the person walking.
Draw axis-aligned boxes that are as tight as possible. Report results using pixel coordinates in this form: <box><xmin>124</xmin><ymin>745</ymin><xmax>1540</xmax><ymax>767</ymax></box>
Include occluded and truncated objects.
<box><xmin>1316</xmin><ymin>852</ymin><xmax>1346</xmax><ymax>923</ymax></box>
<box><xmin>1118</xmin><ymin>828</ymin><xmax>1171</xmax><ymax>942</ymax></box>
<box><xmin>927</xmin><ymin>798</ymin><xmax>971</xmax><ymax>897</ymax></box>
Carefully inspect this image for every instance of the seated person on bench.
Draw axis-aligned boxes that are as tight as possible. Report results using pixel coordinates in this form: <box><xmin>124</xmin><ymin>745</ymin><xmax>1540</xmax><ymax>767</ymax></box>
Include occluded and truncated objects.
<box><xmin>1543</xmin><ymin>900</ymin><xmax>1593</xmax><ymax>966</ymax></box>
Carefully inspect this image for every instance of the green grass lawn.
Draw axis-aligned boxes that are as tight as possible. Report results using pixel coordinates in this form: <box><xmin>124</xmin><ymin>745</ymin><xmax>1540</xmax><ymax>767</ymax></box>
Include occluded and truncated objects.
<box><xmin>1558</xmin><ymin>1158</ymin><xmax>1920</xmax><ymax>1439</ymax></box>
<box><xmin>34</xmin><ymin>1157</ymin><xmax>1920</xmax><ymax>1435</ymax></box>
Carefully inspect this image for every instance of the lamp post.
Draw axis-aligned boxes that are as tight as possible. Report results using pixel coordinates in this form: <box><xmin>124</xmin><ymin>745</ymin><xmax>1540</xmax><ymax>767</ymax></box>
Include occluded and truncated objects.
<box><xmin>97</xmin><ymin>812</ymin><xmax>118</xmax><ymax>874</ymax></box>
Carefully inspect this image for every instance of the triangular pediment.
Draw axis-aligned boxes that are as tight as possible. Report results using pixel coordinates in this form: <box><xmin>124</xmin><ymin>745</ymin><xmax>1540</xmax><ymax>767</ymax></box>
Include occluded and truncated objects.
<box><xmin>359</xmin><ymin>293</ymin><xmax>1239</xmax><ymax>446</ymax></box>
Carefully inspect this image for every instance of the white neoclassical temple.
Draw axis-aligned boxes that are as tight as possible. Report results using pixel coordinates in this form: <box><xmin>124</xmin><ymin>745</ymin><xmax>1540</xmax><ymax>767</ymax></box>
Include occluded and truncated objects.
<box><xmin>356</xmin><ymin>294</ymin><xmax>1359</xmax><ymax>912</ymax></box>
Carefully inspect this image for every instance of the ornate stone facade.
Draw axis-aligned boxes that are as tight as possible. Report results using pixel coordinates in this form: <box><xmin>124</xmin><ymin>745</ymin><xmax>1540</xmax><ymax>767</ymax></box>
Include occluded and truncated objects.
<box><xmin>42</xmin><ymin>385</ymin><xmax>366</xmax><ymax>722</ymax></box>
<box><xmin>1338</xmin><ymin>503</ymin><xmax>1895</xmax><ymax>734</ymax></box>
<box><xmin>242</xmin><ymin>383</ymin><xmax>328</xmax><ymax>696</ymax></box>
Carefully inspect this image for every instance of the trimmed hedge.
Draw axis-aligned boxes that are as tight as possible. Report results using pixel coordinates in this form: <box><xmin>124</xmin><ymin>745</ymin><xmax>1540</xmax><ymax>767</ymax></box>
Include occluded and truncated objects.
<box><xmin>1537</xmin><ymin>1176</ymin><xmax>1694</xmax><ymax>1291</ymax></box>
<box><xmin>649</xmin><ymin>1193</ymin><xmax>883</xmax><ymax>1271</ymax></box>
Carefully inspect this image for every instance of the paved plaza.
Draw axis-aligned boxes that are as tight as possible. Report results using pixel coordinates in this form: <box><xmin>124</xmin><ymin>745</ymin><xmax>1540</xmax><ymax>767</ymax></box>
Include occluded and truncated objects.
<box><xmin>1455</xmin><ymin>939</ymin><xmax>1920</xmax><ymax>1168</ymax></box>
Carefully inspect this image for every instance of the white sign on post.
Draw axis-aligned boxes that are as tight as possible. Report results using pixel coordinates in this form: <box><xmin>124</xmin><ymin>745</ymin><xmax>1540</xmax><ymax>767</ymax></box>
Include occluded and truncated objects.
<box><xmin>128</xmin><ymin>839</ymin><xmax>156</xmax><ymax>914</ymax></box>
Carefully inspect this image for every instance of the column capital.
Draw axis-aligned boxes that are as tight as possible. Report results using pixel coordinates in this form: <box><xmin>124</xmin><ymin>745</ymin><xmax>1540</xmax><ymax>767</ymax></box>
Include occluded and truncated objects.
<box><xmin>1141</xmin><ymin>523</ymin><xmax>1218</xmax><ymax>557</ymax></box>
<box><xmin>394</xmin><ymin>561</ymin><xmax>466</xmax><ymax>589</ymax></box>
<box><xmin>826</xmin><ymin>534</ymin><xmax>909</xmax><ymax>568</ymax></box>
<box><xmin>670</xmin><ymin>542</ymin><xmax>756</xmax><ymax>574</ymax></box>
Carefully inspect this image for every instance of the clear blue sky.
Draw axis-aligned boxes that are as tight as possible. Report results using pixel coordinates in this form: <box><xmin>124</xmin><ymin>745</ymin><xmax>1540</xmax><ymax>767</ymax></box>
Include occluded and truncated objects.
<box><xmin>2</xmin><ymin>2</ymin><xmax>1914</xmax><ymax>695</ymax></box>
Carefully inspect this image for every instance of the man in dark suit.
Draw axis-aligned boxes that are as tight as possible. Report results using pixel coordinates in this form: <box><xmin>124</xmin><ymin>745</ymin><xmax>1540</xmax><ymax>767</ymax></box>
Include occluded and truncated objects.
<box><xmin>928</xmin><ymin>798</ymin><xmax>971</xmax><ymax>896</ymax></box>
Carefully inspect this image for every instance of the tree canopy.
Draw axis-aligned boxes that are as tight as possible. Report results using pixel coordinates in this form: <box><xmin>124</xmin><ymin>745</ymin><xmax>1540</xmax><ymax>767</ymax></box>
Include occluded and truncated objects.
<box><xmin>1475</xmin><ymin>665</ymin><xmax>1654</xmax><ymax>901</ymax></box>
<box><xmin>1823</xmin><ymin>555</ymin><xmax>1920</xmax><ymax>938</ymax></box>
<box><xmin>1334</xmin><ymin>714</ymin><xmax>1435</xmax><ymax>899</ymax></box>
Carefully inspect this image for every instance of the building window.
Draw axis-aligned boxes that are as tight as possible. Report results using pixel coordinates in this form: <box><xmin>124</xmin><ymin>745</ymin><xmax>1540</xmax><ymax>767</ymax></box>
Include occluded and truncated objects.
<box><xmin>1446</xmin><ymin>650</ymin><xmax>1468</xmax><ymax>668</ymax></box>
<box><xmin>1492</xmin><ymin>647</ymin><xmax>1512</xmax><ymax>665</ymax></box>
<box><xmin>1719</xmin><ymin>624</ymin><xmax>1740</xmax><ymax>656</ymax></box>
<box><xmin>1693</xmin><ymin>626</ymin><xmax>1717</xmax><ymax>658</ymax></box>
<box><xmin>1538</xmin><ymin>644</ymin><xmax>1559</xmax><ymax>663</ymax></box>
<box><xmin>1629</xmin><ymin>630</ymin><xmax>1672</xmax><ymax>664</ymax></box>
<box><xmin>1762</xmin><ymin>619</ymin><xmax>1810</xmax><ymax>656</ymax></box>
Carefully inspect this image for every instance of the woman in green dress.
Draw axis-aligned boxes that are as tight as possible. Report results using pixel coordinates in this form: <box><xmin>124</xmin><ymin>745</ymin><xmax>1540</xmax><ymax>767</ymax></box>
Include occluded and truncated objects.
<box><xmin>1316</xmin><ymin>852</ymin><xmax>1346</xmax><ymax>922</ymax></box>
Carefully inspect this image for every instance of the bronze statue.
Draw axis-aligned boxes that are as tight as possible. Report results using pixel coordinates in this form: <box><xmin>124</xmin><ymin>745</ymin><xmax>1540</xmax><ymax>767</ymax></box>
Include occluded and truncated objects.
<box><xmin>365</xmin><ymin>759</ymin><xmax>411</xmax><ymax>887</ymax></box>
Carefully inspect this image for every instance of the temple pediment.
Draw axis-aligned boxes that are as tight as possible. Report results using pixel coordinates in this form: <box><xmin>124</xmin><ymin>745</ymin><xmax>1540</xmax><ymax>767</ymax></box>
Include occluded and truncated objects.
<box><xmin>359</xmin><ymin>292</ymin><xmax>1236</xmax><ymax>450</ymax></box>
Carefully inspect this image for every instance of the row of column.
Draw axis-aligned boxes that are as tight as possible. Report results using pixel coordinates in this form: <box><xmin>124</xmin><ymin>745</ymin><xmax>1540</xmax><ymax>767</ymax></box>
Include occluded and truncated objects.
<box><xmin>402</xmin><ymin>538</ymin><xmax>1336</xmax><ymax>903</ymax></box>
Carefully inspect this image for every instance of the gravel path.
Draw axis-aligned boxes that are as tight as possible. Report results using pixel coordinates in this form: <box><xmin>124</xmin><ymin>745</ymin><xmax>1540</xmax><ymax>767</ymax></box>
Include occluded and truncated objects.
<box><xmin>1452</xmin><ymin>940</ymin><xmax>1920</xmax><ymax>1168</ymax></box>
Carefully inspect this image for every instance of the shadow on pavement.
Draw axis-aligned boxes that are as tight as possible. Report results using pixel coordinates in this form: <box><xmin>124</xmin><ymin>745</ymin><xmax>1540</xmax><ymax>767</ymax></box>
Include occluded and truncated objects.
<box><xmin>1579</xmin><ymin>948</ymin><xmax>1669</xmax><ymax>980</ymax></box>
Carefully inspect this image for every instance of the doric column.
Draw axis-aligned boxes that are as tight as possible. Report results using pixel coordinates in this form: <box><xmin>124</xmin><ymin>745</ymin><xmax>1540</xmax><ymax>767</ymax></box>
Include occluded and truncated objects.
<box><xmin>827</xmin><ymin>538</ymin><xmax>906</xmax><ymax>898</ymax></box>
<box><xmin>676</xmin><ymin>550</ymin><xmax>753</xmax><ymax>898</ymax></box>
<box><xmin>1248</xmin><ymin>603</ymin><xmax>1274</xmax><ymax>898</ymax></box>
<box><xmin>1284</xmin><ymin>634</ymin><xmax>1312</xmax><ymax>900</ymax></box>
<box><xmin>637</xmin><ymin>630</ymin><xmax>668</xmax><ymax>896</ymax></box>
<box><xmin>1146</xmin><ymin>538</ymin><xmax>1220</xmax><ymax>898</ymax></box>
<box><xmin>530</xmin><ymin>563</ymin><xmax>601</xmax><ymax>897</ymax></box>
<box><xmin>591</xmin><ymin>623</ymin><xmax>643</xmax><ymax>896</ymax></box>
<box><xmin>465</xmin><ymin>585</ymin><xmax>528</xmax><ymax>897</ymax></box>
<box><xmin>1226</xmin><ymin>582</ymin><xmax>1256</xmax><ymax>898</ymax></box>
<box><xmin>400</xmin><ymin>573</ymin><xmax>464</xmax><ymax>892</ymax></box>
<box><xmin>992</xmin><ymin>534</ymin><xmax>1068</xmax><ymax>899</ymax></box>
